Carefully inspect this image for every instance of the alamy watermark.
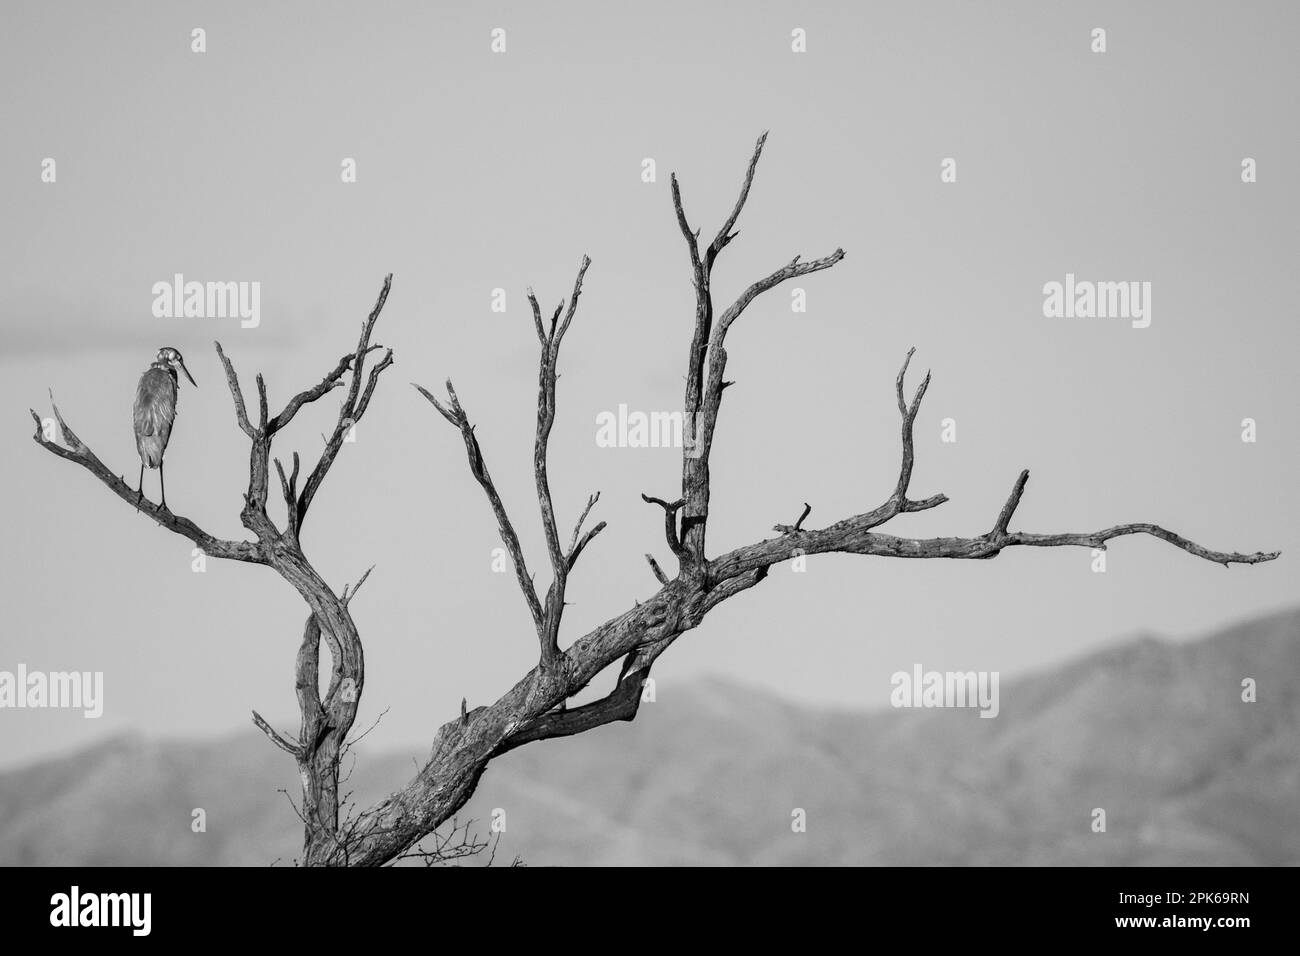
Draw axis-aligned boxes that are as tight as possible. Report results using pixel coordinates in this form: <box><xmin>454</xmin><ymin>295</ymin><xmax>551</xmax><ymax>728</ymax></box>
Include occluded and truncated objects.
<box><xmin>890</xmin><ymin>664</ymin><xmax>999</xmax><ymax>718</ymax></box>
<box><xmin>0</xmin><ymin>665</ymin><xmax>103</xmax><ymax>718</ymax></box>
<box><xmin>1042</xmin><ymin>272</ymin><xmax>1151</xmax><ymax>328</ymax></box>
<box><xmin>50</xmin><ymin>886</ymin><xmax>150</xmax><ymax>936</ymax></box>
<box><xmin>151</xmin><ymin>273</ymin><xmax>261</xmax><ymax>328</ymax></box>
<box><xmin>595</xmin><ymin>405</ymin><xmax>705</xmax><ymax>457</ymax></box>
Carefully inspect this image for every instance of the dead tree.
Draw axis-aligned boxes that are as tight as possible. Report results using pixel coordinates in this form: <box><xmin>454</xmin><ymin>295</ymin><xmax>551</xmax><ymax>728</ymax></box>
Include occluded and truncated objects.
<box><xmin>32</xmin><ymin>134</ymin><xmax>1278</xmax><ymax>867</ymax></box>
<box><xmin>32</xmin><ymin>282</ymin><xmax>394</xmax><ymax>865</ymax></box>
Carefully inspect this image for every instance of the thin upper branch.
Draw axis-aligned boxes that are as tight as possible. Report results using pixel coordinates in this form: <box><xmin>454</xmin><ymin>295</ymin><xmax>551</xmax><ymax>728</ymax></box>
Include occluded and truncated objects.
<box><xmin>885</xmin><ymin>347</ymin><xmax>947</xmax><ymax>517</ymax></box>
<box><xmin>341</xmin><ymin>565</ymin><xmax>376</xmax><ymax>607</ymax></box>
<box><xmin>671</xmin><ymin>134</ymin><xmax>846</xmax><ymax>569</ymax></box>
<box><xmin>992</xmin><ymin>469</ymin><xmax>1030</xmax><ymax>538</ymax></box>
<box><xmin>215</xmin><ymin>343</ymin><xmax>256</xmax><ymax>439</ymax></box>
<box><xmin>711</xmin><ymin>250</ymin><xmax>846</xmax><ymax>350</ymax></box>
<box><xmin>414</xmin><ymin>380</ymin><xmax>545</xmax><ymax>634</ymax></box>
<box><xmin>268</xmin><ymin>349</ymin><xmax>371</xmax><ymax>436</ymax></box>
<box><xmin>566</xmin><ymin>492</ymin><xmax>606</xmax><ymax>572</ymax></box>
<box><xmin>669</xmin><ymin>175</ymin><xmax>703</xmax><ymax>275</ymax></box>
<box><xmin>295</xmin><ymin>275</ymin><xmax>395</xmax><ymax>527</ymax></box>
<box><xmin>707</xmin><ymin>130</ymin><xmax>768</xmax><ymax>265</ymax></box>
<box><xmin>530</xmin><ymin>257</ymin><xmax>592</xmax><ymax>584</ymax></box>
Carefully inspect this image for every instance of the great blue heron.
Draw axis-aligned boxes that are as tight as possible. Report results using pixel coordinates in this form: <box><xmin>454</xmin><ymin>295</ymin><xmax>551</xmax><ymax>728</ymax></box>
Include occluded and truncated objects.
<box><xmin>133</xmin><ymin>346</ymin><xmax>196</xmax><ymax>510</ymax></box>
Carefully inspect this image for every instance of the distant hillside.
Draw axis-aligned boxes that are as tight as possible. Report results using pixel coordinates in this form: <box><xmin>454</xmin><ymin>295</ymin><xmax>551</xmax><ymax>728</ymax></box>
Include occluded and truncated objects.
<box><xmin>1</xmin><ymin>607</ymin><xmax>1297</xmax><ymax>865</ymax></box>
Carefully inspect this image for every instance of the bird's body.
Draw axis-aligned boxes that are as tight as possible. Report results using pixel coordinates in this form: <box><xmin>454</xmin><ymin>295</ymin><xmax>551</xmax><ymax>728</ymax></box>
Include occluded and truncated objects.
<box><xmin>133</xmin><ymin>364</ymin><xmax>177</xmax><ymax>468</ymax></box>
<box><xmin>132</xmin><ymin>347</ymin><xmax>196</xmax><ymax>510</ymax></box>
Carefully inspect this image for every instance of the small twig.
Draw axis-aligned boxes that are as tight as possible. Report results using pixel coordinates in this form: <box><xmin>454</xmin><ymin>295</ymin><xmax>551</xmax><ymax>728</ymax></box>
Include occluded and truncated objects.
<box><xmin>992</xmin><ymin>470</ymin><xmax>1030</xmax><ymax>538</ymax></box>
<box><xmin>773</xmin><ymin>502</ymin><xmax>812</xmax><ymax>534</ymax></box>
<box><xmin>645</xmin><ymin>554</ymin><xmax>670</xmax><ymax>585</ymax></box>
<box><xmin>253</xmin><ymin>710</ymin><xmax>302</xmax><ymax>758</ymax></box>
<box><xmin>641</xmin><ymin>493</ymin><xmax>687</xmax><ymax>559</ymax></box>
<box><xmin>342</xmin><ymin>564</ymin><xmax>376</xmax><ymax>607</ymax></box>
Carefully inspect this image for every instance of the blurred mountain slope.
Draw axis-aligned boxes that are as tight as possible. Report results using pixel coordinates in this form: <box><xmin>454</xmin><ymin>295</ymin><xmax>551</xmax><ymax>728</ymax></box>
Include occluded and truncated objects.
<box><xmin>1</xmin><ymin>606</ymin><xmax>1295</xmax><ymax>865</ymax></box>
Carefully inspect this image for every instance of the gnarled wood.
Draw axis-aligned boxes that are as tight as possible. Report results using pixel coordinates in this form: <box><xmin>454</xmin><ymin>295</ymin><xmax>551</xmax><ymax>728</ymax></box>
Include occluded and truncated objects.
<box><xmin>33</xmin><ymin>275</ymin><xmax>395</xmax><ymax>866</ymax></box>
<box><xmin>32</xmin><ymin>137</ymin><xmax>1278</xmax><ymax>868</ymax></box>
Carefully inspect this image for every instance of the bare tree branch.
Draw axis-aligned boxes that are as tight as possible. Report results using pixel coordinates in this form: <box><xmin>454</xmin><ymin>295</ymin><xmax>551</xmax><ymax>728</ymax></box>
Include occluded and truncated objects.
<box><xmin>885</xmin><ymin>346</ymin><xmax>946</xmax><ymax>514</ymax></box>
<box><xmin>367</xmin><ymin>134</ymin><xmax>1275</xmax><ymax>870</ymax></box>
<box><xmin>567</xmin><ymin>520</ymin><xmax>607</xmax><ymax>573</ymax></box>
<box><xmin>645</xmin><ymin>553</ymin><xmax>670</xmax><ymax>585</ymax></box>
<box><xmin>29</xmin><ymin>400</ymin><xmax>261</xmax><ymax>562</ymax></box>
<box><xmin>421</xmin><ymin>257</ymin><xmax>599</xmax><ymax>671</ymax></box>
<box><xmin>253</xmin><ymin>710</ymin><xmax>302</xmax><ymax>758</ymax></box>
<box><xmin>215</xmin><ymin>343</ymin><xmax>256</xmax><ymax>439</ymax></box>
<box><xmin>342</xmin><ymin>565</ymin><xmax>376</xmax><ymax>607</ymax></box>
<box><xmin>34</xmin><ymin>275</ymin><xmax>396</xmax><ymax>867</ymax></box>
<box><xmin>34</xmin><ymin>133</ymin><xmax>1278</xmax><ymax>871</ymax></box>
<box><xmin>773</xmin><ymin>502</ymin><xmax>812</xmax><ymax>535</ymax></box>
<box><xmin>268</xmin><ymin>349</ymin><xmax>371</xmax><ymax>435</ymax></box>
<box><xmin>672</xmin><ymin>135</ymin><xmax>846</xmax><ymax>571</ymax></box>
<box><xmin>274</xmin><ymin>452</ymin><xmax>302</xmax><ymax>538</ymax></box>
<box><xmin>641</xmin><ymin>493</ymin><xmax>687</xmax><ymax>561</ymax></box>
<box><xmin>707</xmin><ymin>129</ymin><xmax>768</xmax><ymax>264</ymax></box>
<box><xmin>495</xmin><ymin>639</ymin><xmax>669</xmax><ymax>753</ymax></box>
<box><xmin>992</xmin><ymin>469</ymin><xmax>1030</xmax><ymax>539</ymax></box>
<box><xmin>294</xmin><ymin>275</ymin><xmax>395</xmax><ymax>528</ymax></box>
<box><xmin>530</xmin><ymin>257</ymin><xmax>592</xmax><ymax>667</ymax></box>
<box><xmin>413</xmin><ymin>380</ymin><xmax>545</xmax><ymax>636</ymax></box>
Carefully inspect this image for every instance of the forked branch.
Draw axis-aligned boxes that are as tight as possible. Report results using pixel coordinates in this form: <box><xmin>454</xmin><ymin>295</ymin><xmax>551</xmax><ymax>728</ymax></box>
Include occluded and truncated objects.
<box><xmin>378</xmin><ymin>133</ymin><xmax>1275</xmax><ymax>870</ymax></box>
<box><xmin>414</xmin><ymin>257</ymin><xmax>603</xmax><ymax>669</ymax></box>
<box><xmin>32</xmin><ymin>274</ymin><xmax>397</xmax><ymax>867</ymax></box>
<box><xmin>32</xmin><ymin>132</ymin><xmax>1278</xmax><ymax>871</ymax></box>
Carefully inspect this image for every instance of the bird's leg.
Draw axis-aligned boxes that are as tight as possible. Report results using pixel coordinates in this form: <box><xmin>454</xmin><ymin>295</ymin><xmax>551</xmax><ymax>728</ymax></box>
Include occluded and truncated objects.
<box><xmin>135</xmin><ymin>463</ymin><xmax>144</xmax><ymax>513</ymax></box>
<box><xmin>159</xmin><ymin>462</ymin><xmax>167</xmax><ymax>511</ymax></box>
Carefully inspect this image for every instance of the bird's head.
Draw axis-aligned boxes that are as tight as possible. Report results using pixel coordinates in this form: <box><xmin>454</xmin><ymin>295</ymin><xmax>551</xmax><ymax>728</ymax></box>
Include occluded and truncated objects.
<box><xmin>157</xmin><ymin>346</ymin><xmax>197</xmax><ymax>387</ymax></box>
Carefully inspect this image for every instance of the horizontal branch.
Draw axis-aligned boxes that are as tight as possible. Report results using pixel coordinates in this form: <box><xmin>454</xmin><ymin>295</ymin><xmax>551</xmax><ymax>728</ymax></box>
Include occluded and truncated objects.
<box><xmin>710</xmin><ymin>492</ymin><xmax>1280</xmax><ymax>580</ymax></box>
<box><xmin>1004</xmin><ymin>525</ymin><xmax>1280</xmax><ymax>565</ymax></box>
<box><xmin>29</xmin><ymin>400</ymin><xmax>262</xmax><ymax>563</ymax></box>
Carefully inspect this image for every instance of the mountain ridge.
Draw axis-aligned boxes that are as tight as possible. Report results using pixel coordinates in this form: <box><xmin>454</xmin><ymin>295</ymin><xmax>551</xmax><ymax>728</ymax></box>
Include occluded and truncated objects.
<box><xmin>1</xmin><ymin>606</ymin><xmax>1296</xmax><ymax>865</ymax></box>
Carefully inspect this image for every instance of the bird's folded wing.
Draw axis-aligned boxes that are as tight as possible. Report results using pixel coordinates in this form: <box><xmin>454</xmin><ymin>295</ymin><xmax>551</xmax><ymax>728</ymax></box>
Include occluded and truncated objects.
<box><xmin>133</xmin><ymin>368</ymin><xmax>177</xmax><ymax>438</ymax></box>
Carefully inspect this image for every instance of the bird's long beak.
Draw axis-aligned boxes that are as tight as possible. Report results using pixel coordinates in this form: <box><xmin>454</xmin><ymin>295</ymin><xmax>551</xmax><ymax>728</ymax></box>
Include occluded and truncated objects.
<box><xmin>177</xmin><ymin>358</ymin><xmax>197</xmax><ymax>387</ymax></box>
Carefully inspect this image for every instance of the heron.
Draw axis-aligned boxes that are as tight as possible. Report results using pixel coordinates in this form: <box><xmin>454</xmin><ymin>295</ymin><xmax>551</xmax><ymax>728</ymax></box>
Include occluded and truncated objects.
<box><xmin>133</xmin><ymin>346</ymin><xmax>197</xmax><ymax>510</ymax></box>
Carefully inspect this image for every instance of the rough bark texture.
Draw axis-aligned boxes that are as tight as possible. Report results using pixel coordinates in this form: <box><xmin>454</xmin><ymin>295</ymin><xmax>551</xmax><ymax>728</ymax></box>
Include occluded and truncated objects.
<box><xmin>35</xmin><ymin>276</ymin><xmax>394</xmax><ymax>865</ymax></box>
<box><xmin>32</xmin><ymin>135</ymin><xmax>1278</xmax><ymax>867</ymax></box>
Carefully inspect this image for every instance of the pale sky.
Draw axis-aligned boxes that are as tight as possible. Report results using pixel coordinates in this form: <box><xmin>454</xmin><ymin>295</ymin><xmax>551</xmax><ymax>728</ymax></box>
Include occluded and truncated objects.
<box><xmin>1</xmin><ymin>0</ymin><xmax>1296</xmax><ymax>768</ymax></box>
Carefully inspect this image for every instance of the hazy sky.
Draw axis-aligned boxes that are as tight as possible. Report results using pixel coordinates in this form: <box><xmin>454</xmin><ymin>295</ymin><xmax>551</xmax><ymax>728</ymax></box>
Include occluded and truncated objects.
<box><xmin>1</xmin><ymin>0</ymin><xmax>1296</xmax><ymax>769</ymax></box>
